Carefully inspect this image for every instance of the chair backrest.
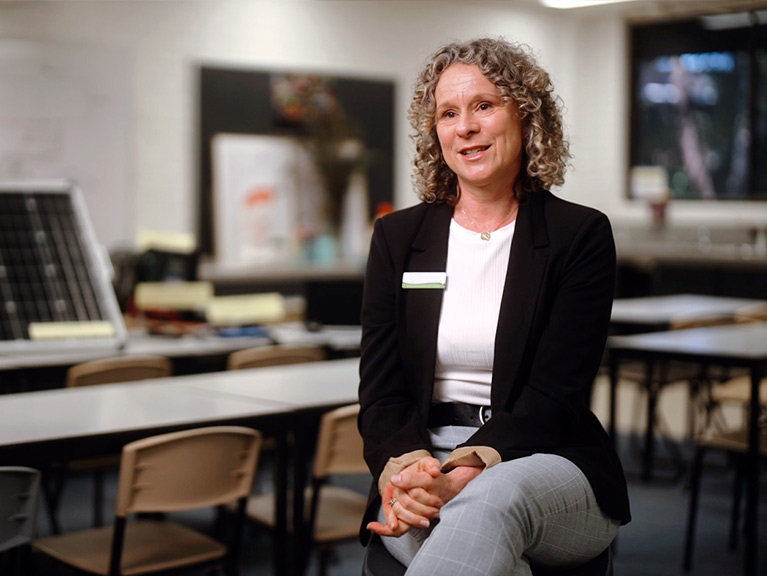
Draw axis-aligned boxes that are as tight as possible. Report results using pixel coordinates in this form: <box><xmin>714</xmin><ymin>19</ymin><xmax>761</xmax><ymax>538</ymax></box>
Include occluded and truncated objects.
<box><xmin>670</xmin><ymin>316</ymin><xmax>735</xmax><ymax>331</ymax></box>
<box><xmin>734</xmin><ymin>303</ymin><xmax>767</xmax><ymax>323</ymax></box>
<box><xmin>227</xmin><ymin>345</ymin><xmax>325</xmax><ymax>371</ymax></box>
<box><xmin>710</xmin><ymin>376</ymin><xmax>767</xmax><ymax>407</ymax></box>
<box><xmin>313</xmin><ymin>403</ymin><xmax>368</xmax><ymax>479</ymax></box>
<box><xmin>66</xmin><ymin>355</ymin><xmax>173</xmax><ymax>388</ymax></box>
<box><xmin>0</xmin><ymin>466</ymin><xmax>41</xmax><ymax>554</ymax></box>
<box><xmin>115</xmin><ymin>426</ymin><xmax>261</xmax><ymax>517</ymax></box>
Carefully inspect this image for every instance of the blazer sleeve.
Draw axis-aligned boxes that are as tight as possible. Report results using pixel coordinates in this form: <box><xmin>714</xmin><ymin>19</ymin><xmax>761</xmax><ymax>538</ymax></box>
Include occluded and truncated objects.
<box><xmin>357</xmin><ymin>217</ymin><xmax>433</xmax><ymax>484</ymax></box>
<box><xmin>464</xmin><ymin>209</ymin><xmax>616</xmax><ymax>459</ymax></box>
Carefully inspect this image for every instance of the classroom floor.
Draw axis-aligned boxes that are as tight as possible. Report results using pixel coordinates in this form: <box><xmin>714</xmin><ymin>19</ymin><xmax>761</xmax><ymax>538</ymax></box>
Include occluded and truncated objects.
<box><xmin>29</xmin><ymin>375</ymin><xmax>767</xmax><ymax>575</ymax></box>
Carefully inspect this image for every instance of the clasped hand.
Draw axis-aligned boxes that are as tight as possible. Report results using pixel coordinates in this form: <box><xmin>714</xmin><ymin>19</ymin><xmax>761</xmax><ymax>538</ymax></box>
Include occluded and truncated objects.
<box><xmin>366</xmin><ymin>456</ymin><xmax>483</xmax><ymax>537</ymax></box>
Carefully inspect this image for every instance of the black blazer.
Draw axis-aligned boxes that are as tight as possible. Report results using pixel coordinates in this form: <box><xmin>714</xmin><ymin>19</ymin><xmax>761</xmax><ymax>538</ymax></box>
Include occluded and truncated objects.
<box><xmin>357</xmin><ymin>190</ymin><xmax>631</xmax><ymax>542</ymax></box>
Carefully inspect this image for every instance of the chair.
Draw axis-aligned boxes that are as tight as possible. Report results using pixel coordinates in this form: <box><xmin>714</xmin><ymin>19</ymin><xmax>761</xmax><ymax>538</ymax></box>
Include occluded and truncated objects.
<box><xmin>32</xmin><ymin>425</ymin><xmax>261</xmax><ymax>576</ymax></box>
<box><xmin>44</xmin><ymin>356</ymin><xmax>174</xmax><ymax>532</ymax></box>
<box><xmin>244</xmin><ymin>403</ymin><xmax>369</xmax><ymax>576</ymax></box>
<box><xmin>66</xmin><ymin>356</ymin><xmax>173</xmax><ymax>388</ymax></box>
<box><xmin>682</xmin><ymin>375</ymin><xmax>767</xmax><ymax>572</ymax></box>
<box><xmin>0</xmin><ymin>467</ymin><xmax>41</xmax><ymax>576</ymax></box>
<box><xmin>226</xmin><ymin>344</ymin><xmax>326</xmax><ymax>370</ymax></box>
<box><xmin>362</xmin><ymin>534</ymin><xmax>614</xmax><ymax>576</ymax></box>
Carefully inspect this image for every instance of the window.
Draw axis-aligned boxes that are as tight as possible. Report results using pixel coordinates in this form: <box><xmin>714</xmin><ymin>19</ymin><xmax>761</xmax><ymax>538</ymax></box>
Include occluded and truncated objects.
<box><xmin>629</xmin><ymin>13</ymin><xmax>767</xmax><ymax>201</ymax></box>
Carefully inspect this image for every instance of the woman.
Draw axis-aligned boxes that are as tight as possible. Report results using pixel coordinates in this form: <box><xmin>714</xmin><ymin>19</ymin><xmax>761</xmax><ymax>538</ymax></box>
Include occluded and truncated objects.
<box><xmin>358</xmin><ymin>37</ymin><xmax>630</xmax><ymax>576</ymax></box>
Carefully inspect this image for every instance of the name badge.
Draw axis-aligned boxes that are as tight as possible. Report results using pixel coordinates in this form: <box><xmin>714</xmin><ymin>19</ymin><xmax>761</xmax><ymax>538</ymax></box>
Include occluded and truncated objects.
<box><xmin>402</xmin><ymin>272</ymin><xmax>447</xmax><ymax>290</ymax></box>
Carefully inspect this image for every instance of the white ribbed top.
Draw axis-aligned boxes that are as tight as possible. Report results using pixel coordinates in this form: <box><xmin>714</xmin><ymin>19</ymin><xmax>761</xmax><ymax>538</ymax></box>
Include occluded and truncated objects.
<box><xmin>433</xmin><ymin>218</ymin><xmax>515</xmax><ymax>405</ymax></box>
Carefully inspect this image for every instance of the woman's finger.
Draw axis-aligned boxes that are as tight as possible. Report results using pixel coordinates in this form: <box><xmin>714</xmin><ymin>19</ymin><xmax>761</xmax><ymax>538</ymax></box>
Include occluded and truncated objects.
<box><xmin>393</xmin><ymin>489</ymin><xmax>442</xmax><ymax>521</ymax></box>
<box><xmin>389</xmin><ymin>494</ymin><xmax>434</xmax><ymax>528</ymax></box>
<box><xmin>366</xmin><ymin>520</ymin><xmax>410</xmax><ymax>538</ymax></box>
<box><xmin>404</xmin><ymin>486</ymin><xmax>444</xmax><ymax>509</ymax></box>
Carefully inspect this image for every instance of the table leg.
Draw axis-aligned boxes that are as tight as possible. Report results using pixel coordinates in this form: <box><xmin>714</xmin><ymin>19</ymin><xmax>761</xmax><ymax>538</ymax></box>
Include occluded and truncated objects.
<box><xmin>643</xmin><ymin>360</ymin><xmax>657</xmax><ymax>482</ymax></box>
<box><xmin>273</xmin><ymin>428</ymin><xmax>289</xmax><ymax>576</ymax></box>
<box><xmin>608</xmin><ymin>352</ymin><xmax>619</xmax><ymax>444</ymax></box>
<box><xmin>291</xmin><ymin>412</ymin><xmax>322</xmax><ymax>576</ymax></box>
<box><xmin>743</xmin><ymin>364</ymin><xmax>764</xmax><ymax>576</ymax></box>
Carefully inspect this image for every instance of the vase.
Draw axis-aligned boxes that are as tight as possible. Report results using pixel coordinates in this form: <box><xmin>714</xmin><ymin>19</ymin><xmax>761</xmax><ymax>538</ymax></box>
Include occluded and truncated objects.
<box><xmin>338</xmin><ymin>170</ymin><xmax>371</xmax><ymax>264</ymax></box>
<box><xmin>307</xmin><ymin>232</ymin><xmax>339</xmax><ymax>266</ymax></box>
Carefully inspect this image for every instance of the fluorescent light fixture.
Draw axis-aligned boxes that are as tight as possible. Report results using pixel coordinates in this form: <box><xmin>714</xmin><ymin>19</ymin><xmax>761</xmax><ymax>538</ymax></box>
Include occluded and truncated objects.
<box><xmin>540</xmin><ymin>0</ymin><xmax>642</xmax><ymax>8</ymax></box>
<box><xmin>700</xmin><ymin>10</ymin><xmax>767</xmax><ymax>30</ymax></box>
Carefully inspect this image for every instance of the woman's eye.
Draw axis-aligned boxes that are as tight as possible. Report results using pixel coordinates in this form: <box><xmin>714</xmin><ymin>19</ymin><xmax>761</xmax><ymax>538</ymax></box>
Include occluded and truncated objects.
<box><xmin>443</xmin><ymin>110</ymin><xmax>456</xmax><ymax>118</ymax></box>
<box><xmin>478</xmin><ymin>102</ymin><xmax>493</xmax><ymax>111</ymax></box>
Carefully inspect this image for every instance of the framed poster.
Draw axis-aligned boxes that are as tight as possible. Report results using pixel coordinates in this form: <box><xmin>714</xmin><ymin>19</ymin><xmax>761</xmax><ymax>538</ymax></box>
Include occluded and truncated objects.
<box><xmin>211</xmin><ymin>133</ymin><xmax>323</xmax><ymax>265</ymax></box>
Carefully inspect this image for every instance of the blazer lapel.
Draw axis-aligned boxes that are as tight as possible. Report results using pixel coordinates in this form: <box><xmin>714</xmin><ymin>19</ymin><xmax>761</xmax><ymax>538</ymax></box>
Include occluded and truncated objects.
<box><xmin>403</xmin><ymin>203</ymin><xmax>453</xmax><ymax>410</ymax></box>
<box><xmin>491</xmin><ymin>193</ymin><xmax>550</xmax><ymax>408</ymax></box>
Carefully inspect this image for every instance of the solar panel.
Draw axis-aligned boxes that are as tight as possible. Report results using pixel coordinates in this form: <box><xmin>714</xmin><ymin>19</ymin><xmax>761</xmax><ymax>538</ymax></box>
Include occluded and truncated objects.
<box><xmin>0</xmin><ymin>181</ymin><xmax>126</xmax><ymax>353</ymax></box>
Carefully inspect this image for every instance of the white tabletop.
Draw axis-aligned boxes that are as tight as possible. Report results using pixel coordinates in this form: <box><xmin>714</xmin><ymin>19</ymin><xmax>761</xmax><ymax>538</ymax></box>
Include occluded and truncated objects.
<box><xmin>179</xmin><ymin>357</ymin><xmax>360</xmax><ymax>409</ymax></box>
<box><xmin>0</xmin><ymin>333</ymin><xmax>271</xmax><ymax>371</ymax></box>
<box><xmin>266</xmin><ymin>323</ymin><xmax>362</xmax><ymax>351</ymax></box>
<box><xmin>0</xmin><ymin>358</ymin><xmax>360</xmax><ymax>452</ymax></box>
<box><xmin>611</xmin><ymin>294</ymin><xmax>767</xmax><ymax>327</ymax></box>
<box><xmin>0</xmin><ymin>379</ymin><xmax>291</xmax><ymax>449</ymax></box>
<box><xmin>608</xmin><ymin>321</ymin><xmax>767</xmax><ymax>361</ymax></box>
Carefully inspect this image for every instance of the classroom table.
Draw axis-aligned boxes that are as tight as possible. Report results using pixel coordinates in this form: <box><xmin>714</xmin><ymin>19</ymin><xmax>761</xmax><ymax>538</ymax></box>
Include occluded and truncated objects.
<box><xmin>0</xmin><ymin>358</ymin><xmax>362</xmax><ymax>576</ymax></box>
<box><xmin>607</xmin><ymin>322</ymin><xmax>767</xmax><ymax>576</ymax></box>
<box><xmin>608</xmin><ymin>294</ymin><xmax>767</xmax><ymax>481</ymax></box>
<box><xmin>0</xmin><ymin>324</ymin><xmax>361</xmax><ymax>376</ymax></box>
<box><xmin>0</xmin><ymin>331</ymin><xmax>272</xmax><ymax>396</ymax></box>
<box><xmin>610</xmin><ymin>293</ymin><xmax>767</xmax><ymax>334</ymax></box>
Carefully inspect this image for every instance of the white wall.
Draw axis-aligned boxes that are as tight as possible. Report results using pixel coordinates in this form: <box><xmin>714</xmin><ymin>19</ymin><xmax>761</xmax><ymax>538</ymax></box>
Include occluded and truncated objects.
<box><xmin>1</xmin><ymin>0</ymin><xmax>764</xmax><ymax>249</ymax></box>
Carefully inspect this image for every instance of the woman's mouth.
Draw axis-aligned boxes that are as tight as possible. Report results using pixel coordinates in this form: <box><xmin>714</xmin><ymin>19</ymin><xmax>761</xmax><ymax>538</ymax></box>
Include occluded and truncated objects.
<box><xmin>460</xmin><ymin>145</ymin><xmax>490</xmax><ymax>157</ymax></box>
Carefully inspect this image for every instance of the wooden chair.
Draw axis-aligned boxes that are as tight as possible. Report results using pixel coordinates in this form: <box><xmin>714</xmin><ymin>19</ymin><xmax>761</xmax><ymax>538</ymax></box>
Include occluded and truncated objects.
<box><xmin>0</xmin><ymin>467</ymin><xmax>41</xmax><ymax>576</ymax></box>
<box><xmin>66</xmin><ymin>356</ymin><xmax>173</xmax><ymax>388</ymax></box>
<box><xmin>244</xmin><ymin>403</ymin><xmax>369</xmax><ymax>576</ymax></box>
<box><xmin>682</xmin><ymin>375</ymin><xmax>767</xmax><ymax>572</ymax></box>
<box><xmin>32</xmin><ymin>426</ymin><xmax>262</xmax><ymax>576</ymax></box>
<box><xmin>227</xmin><ymin>344</ymin><xmax>326</xmax><ymax>370</ymax></box>
<box><xmin>45</xmin><ymin>356</ymin><xmax>173</xmax><ymax>533</ymax></box>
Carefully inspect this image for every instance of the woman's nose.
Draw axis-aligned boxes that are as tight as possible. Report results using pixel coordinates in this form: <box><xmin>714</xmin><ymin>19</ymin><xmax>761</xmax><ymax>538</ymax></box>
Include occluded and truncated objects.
<box><xmin>456</xmin><ymin>112</ymin><xmax>479</xmax><ymax>137</ymax></box>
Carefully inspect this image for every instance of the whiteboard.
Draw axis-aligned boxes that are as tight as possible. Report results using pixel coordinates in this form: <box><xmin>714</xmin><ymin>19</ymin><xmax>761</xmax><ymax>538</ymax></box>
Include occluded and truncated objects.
<box><xmin>0</xmin><ymin>40</ymin><xmax>133</xmax><ymax>249</ymax></box>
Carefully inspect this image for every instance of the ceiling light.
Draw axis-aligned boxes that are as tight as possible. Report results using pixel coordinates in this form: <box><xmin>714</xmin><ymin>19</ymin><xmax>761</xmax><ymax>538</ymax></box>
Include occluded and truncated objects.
<box><xmin>540</xmin><ymin>0</ymin><xmax>642</xmax><ymax>8</ymax></box>
<box><xmin>700</xmin><ymin>10</ymin><xmax>767</xmax><ymax>29</ymax></box>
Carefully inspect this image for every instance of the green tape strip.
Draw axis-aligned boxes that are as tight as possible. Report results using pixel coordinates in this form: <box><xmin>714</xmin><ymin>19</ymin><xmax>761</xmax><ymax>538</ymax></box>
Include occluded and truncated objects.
<box><xmin>402</xmin><ymin>282</ymin><xmax>445</xmax><ymax>289</ymax></box>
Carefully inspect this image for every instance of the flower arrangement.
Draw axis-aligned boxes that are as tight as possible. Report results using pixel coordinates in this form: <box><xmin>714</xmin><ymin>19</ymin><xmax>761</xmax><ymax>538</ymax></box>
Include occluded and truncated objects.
<box><xmin>270</xmin><ymin>73</ymin><xmax>365</xmax><ymax>234</ymax></box>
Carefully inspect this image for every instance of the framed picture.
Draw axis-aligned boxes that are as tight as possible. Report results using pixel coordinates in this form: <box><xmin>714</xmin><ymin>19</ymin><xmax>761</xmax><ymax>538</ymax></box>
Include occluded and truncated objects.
<box><xmin>211</xmin><ymin>133</ymin><xmax>323</xmax><ymax>265</ymax></box>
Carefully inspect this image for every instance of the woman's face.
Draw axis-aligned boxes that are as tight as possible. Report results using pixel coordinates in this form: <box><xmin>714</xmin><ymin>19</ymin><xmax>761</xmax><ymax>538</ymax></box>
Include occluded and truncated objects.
<box><xmin>434</xmin><ymin>63</ymin><xmax>523</xmax><ymax>195</ymax></box>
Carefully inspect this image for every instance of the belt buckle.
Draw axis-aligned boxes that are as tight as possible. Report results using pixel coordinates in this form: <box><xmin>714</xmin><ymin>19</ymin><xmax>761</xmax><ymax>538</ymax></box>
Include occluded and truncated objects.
<box><xmin>478</xmin><ymin>405</ymin><xmax>492</xmax><ymax>425</ymax></box>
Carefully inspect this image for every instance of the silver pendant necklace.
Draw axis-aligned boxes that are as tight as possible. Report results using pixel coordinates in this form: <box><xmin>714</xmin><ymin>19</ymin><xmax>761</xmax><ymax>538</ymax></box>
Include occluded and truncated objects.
<box><xmin>460</xmin><ymin>207</ymin><xmax>515</xmax><ymax>241</ymax></box>
<box><xmin>460</xmin><ymin>208</ymin><xmax>492</xmax><ymax>241</ymax></box>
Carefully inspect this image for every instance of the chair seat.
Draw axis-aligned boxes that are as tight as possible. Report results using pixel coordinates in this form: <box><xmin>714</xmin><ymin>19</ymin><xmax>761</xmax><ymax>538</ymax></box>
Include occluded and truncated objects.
<box><xmin>362</xmin><ymin>534</ymin><xmax>406</xmax><ymax>576</ymax></box>
<box><xmin>32</xmin><ymin>519</ymin><xmax>226</xmax><ymax>575</ymax></box>
<box><xmin>697</xmin><ymin>426</ymin><xmax>767</xmax><ymax>454</ymax></box>
<box><xmin>618</xmin><ymin>359</ymin><xmax>702</xmax><ymax>385</ymax></box>
<box><xmin>532</xmin><ymin>546</ymin><xmax>611</xmax><ymax>576</ymax></box>
<box><xmin>246</xmin><ymin>485</ymin><xmax>368</xmax><ymax>543</ymax></box>
<box><xmin>710</xmin><ymin>376</ymin><xmax>767</xmax><ymax>406</ymax></box>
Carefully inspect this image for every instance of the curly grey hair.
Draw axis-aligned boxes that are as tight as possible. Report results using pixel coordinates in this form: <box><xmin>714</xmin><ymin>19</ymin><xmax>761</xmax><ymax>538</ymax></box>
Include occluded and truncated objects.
<box><xmin>409</xmin><ymin>37</ymin><xmax>571</xmax><ymax>204</ymax></box>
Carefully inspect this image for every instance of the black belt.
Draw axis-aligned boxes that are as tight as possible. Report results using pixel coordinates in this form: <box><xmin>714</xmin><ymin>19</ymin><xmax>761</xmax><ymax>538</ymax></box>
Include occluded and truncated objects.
<box><xmin>428</xmin><ymin>403</ymin><xmax>492</xmax><ymax>428</ymax></box>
